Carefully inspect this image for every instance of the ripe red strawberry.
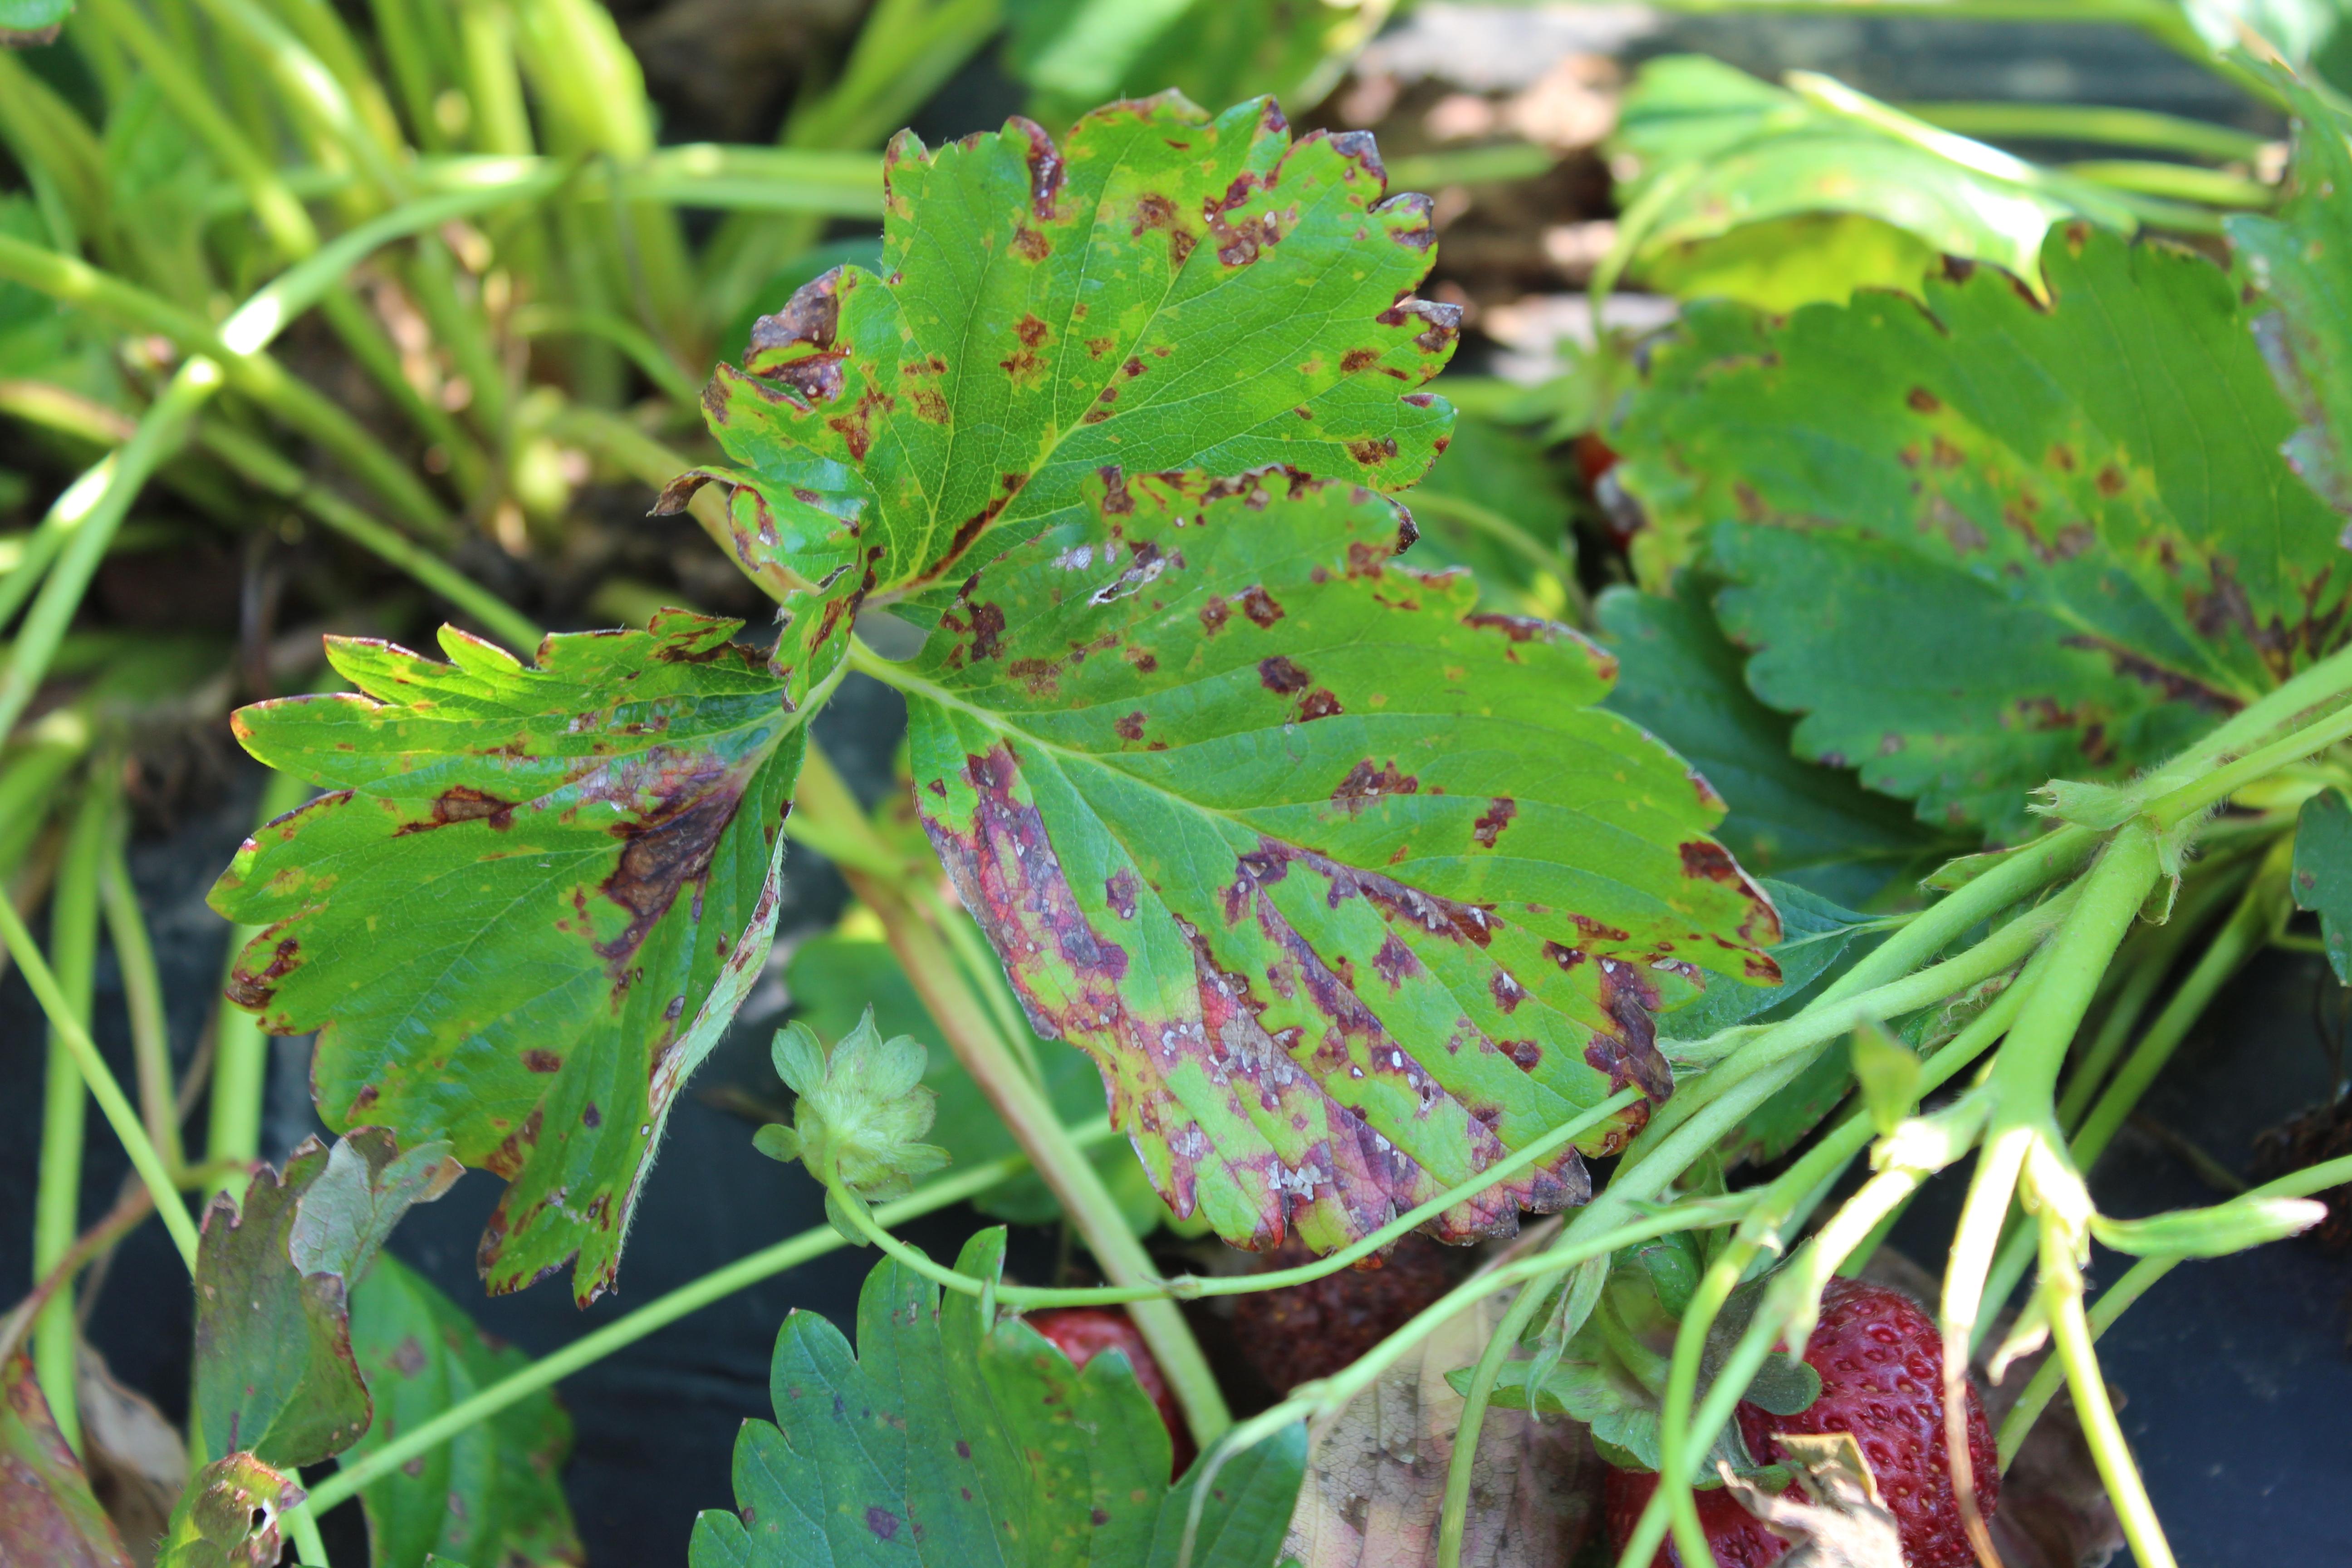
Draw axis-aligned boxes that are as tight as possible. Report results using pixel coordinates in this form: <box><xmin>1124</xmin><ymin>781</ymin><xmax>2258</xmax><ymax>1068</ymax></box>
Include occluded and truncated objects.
<box><xmin>1603</xmin><ymin>1278</ymin><xmax>1997</xmax><ymax>1568</ymax></box>
<box><xmin>1025</xmin><ymin>1308</ymin><xmax>1196</xmax><ymax>1476</ymax></box>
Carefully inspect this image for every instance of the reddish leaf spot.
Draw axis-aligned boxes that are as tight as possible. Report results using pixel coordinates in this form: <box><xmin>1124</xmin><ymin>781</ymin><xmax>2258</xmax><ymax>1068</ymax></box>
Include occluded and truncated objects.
<box><xmin>1372</xmin><ymin>934</ymin><xmax>1419</xmax><ymax>990</ymax></box>
<box><xmin>1490</xmin><ymin>969</ymin><xmax>1527</xmax><ymax>1014</ymax></box>
<box><xmin>1332</xmin><ymin>759</ymin><xmax>1418</xmax><ymax>812</ymax></box>
<box><xmin>1115</xmin><ymin>711</ymin><xmax>1146</xmax><ymax>741</ymax></box>
<box><xmin>1341</xmin><ymin>348</ymin><xmax>1379</xmax><ymax>372</ymax></box>
<box><xmin>1345</xmin><ymin>436</ymin><xmax>1399</xmax><ymax>466</ymax></box>
<box><xmin>1015</xmin><ymin>314</ymin><xmax>1048</xmax><ymax>347</ymax></box>
<box><xmin>865</xmin><ymin>1506</ymin><xmax>899</xmax><ymax>1541</ymax></box>
<box><xmin>1012</xmin><ymin>227</ymin><xmax>1050</xmax><ymax>260</ymax></box>
<box><xmin>1298</xmin><ymin>689</ymin><xmax>1344</xmax><ymax>721</ymax></box>
<box><xmin>397</xmin><ymin>785</ymin><xmax>516</xmax><ymax>835</ymax></box>
<box><xmin>1472</xmin><ymin>798</ymin><xmax>1517</xmax><ymax>848</ymax></box>
<box><xmin>1200</xmin><ymin>597</ymin><xmax>1231</xmax><ymax>635</ymax></box>
<box><xmin>1106</xmin><ymin>869</ymin><xmax>1140</xmax><ymax>920</ymax></box>
<box><xmin>1906</xmin><ymin>387</ymin><xmax>1941</xmax><ymax>414</ymax></box>
<box><xmin>522</xmin><ymin>1049</ymin><xmax>563</xmax><ymax>1073</ymax></box>
<box><xmin>1258</xmin><ymin>656</ymin><xmax>1309</xmax><ymax>693</ymax></box>
<box><xmin>1240</xmin><ymin>585</ymin><xmax>1284</xmax><ymax>627</ymax></box>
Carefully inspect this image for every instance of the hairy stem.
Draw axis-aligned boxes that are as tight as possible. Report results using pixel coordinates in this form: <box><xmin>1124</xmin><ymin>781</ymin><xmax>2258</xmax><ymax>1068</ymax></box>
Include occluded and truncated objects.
<box><xmin>2039</xmin><ymin>1219</ymin><xmax>2178</xmax><ymax>1568</ymax></box>
<box><xmin>792</xmin><ymin>740</ymin><xmax>1235</xmax><ymax>1443</ymax></box>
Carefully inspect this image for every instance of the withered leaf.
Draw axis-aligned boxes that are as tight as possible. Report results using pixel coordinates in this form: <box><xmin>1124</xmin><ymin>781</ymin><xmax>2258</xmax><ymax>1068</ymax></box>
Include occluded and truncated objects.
<box><xmin>209</xmin><ymin>612</ymin><xmax>808</xmax><ymax>1301</ymax></box>
<box><xmin>1283</xmin><ymin>1281</ymin><xmax>1603</xmax><ymax>1567</ymax></box>
<box><xmin>1</xmin><ymin>1351</ymin><xmax>135</xmax><ymax>1568</ymax></box>
<box><xmin>900</xmin><ymin>470</ymin><xmax>1778</xmax><ymax>1255</ymax></box>
<box><xmin>193</xmin><ymin>1130</ymin><xmax>457</xmax><ymax>1469</ymax></box>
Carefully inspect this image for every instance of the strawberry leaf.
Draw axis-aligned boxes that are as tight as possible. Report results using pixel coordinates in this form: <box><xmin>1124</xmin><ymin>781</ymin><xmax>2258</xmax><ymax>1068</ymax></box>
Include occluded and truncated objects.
<box><xmin>895</xmin><ymin>469</ymin><xmax>1779</xmax><ymax>1255</ymax></box>
<box><xmin>688</xmin><ymin>1230</ymin><xmax>1305</xmax><ymax>1568</ymax></box>
<box><xmin>157</xmin><ymin>1455</ymin><xmax>304</xmax><ymax>1568</ymax></box>
<box><xmin>2230</xmin><ymin>70</ymin><xmax>2352</xmax><ymax>519</ymax></box>
<box><xmin>208</xmin><ymin>611</ymin><xmax>810</xmax><ymax>1302</ymax></box>
<box><xmin>1617</xmin><ymin>224</ymin><xmax>2345</xmax><ymax>841</ymax></box>
<box><xmin>345</xmin><ymin>1256</ymin><xmax>580</xmax><ymax>1568</ymax></box>
<box><xmin>671</xmin><ymin>93</ymin><xmax>1458</xmax><ymax>636</ymax></box>
<box><xmin>2</xmin><ymin>1351</ymin><xmax>134</xmax><ymax>1568</ymax></box>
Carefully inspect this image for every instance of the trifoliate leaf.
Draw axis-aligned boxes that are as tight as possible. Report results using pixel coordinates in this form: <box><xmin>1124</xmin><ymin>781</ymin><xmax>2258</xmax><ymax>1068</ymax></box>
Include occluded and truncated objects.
<box><xmin>1599</xmin><ymin>581</ymin><xmax>1960</xmax><ymax>907</ymax></box>
<box><xmin>345</xmin><ymin>1256</ymin><xmax>579</xmax><ymax>1568</ymax></box>
<box><xmin>688</xmin><ymin>1230</ymin><xmax>1305</xmax><ymax>1568</ymax></box>
<box><xmin>2292</xmin><ymin>786</ymin><xmax>2352</xmax><ymax>982</ymax></box>
<box><xmin>1</xmin><ymin>1351</ymin><xmax>133</xmax><ymax>1568</ymax></box>
<box><xmin>755</xmin><ymin>1014</ymin><xmax>950</xmax><ymax>1205</ymax></box>
<box><xmin>1617</xmin><ymin>224</ymin><xmax>2345</xmax><ymax>841</ymax></box>
<box><xmin>897</xmin><ymin>468</ymin><xmax>1780</xmax><ymax>1256</ymax></box>
<box><xmin>665</xmin><ymin>93</ymin><xmax>1460</xmax><ymax>658</ymax></box>
<box><xmin>2231</xmin><ymin>69</ymin><xmax>2352</xmax><ymax>519</ymax></box>
<box><xmin>193</xmin><ymin>1131</ymin><xmax>459</xmax><ymax>1470</ymax></box>
<box><xmin>209</xmin><ymin>612</ymin><xmax>809</xmax><ymax>1302</ymax></box>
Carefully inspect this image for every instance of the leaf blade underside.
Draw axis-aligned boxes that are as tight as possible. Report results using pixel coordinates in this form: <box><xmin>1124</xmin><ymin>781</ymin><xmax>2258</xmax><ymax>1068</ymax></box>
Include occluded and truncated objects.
<box><xmin>1615</xmin><ymin>223</ymin><xmax>2347</xmax><ymax>841</ymax></box>
<box><xmin>209</xmin><ymin>611</ymin><xmax>808</xmax><ymax>1301</ymax></box>
<box><xmin>899</xmin><ymin>471</ymin><xmax>1779</xmax><ymax>1255</ymax></box>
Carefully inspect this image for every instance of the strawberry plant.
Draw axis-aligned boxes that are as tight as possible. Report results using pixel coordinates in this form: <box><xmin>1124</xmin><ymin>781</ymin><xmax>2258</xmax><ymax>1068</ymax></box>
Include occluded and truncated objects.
<box><xmin>5</xmin><ymin>4</ymin><xmax>2352</xmax><ymax>1568</ymax></box>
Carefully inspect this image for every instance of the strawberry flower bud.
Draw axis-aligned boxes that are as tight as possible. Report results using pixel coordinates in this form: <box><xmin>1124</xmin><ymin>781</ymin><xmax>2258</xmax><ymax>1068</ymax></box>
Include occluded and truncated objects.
<box><xmin>753</xmin><ymin>1012</ymin><xmax>950</xmax><ymax>1221</ymax></box>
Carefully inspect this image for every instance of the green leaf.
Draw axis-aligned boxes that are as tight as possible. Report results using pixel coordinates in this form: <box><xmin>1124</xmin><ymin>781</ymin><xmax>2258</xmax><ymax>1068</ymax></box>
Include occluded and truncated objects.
<box><xmin>671</xmin><ymin>93</ymin><xmax>1458</xmax><ymax>639</ymax></box>
<box><xmin>1635</xmin><ymin>211</ymin><xmax>1941</xmax><ymax>315</ymax></box>
<box><xmin>896</xmin><ymin>469</ymin><xmax>1779</xmax><ymax>1254</ymax></box>
<box><xmin>1598</xmin><ymin>581</ymin><xmax>1956</xmax><ymax>907</ymax></box>
<box><xmin>209</xmin><ymin>611</ymin><xmax>810</xmax><ymax>1302</ymax></box>
<box><xmin>1722</xmin><ymin>1048</ymin><xmax>1857</xmax><ymax>1169</ymax></box>
<box><xmin>345</xmin><ymin>1256</ymin><xmax>580</xmax><ymax>1568</ymax></box>
<box><xmin>2293</xmin><ymin>786</ymin><xmax>2352</xmax><ymax>982</ymax></box>
<box><xmin>2</xmin><ymin>1352</ymin><xmax>134</xmax><ymax>1568</ymax></box>
<box><xmin>2230</xmin><ymin>71</ymin><xmax>2352</xmax><ymax>518</ymax></box>
<box><xmin>193</xmin><ymin>1131</ymin><xmax>460</xmax><ymax>1469</ymax></box>
<box><xmin>1617</xmin><ymin>225</ymin><xmax>2345</xmax><ymax>842</ymax></box>
<box><xmin>688</xmin><ymin>1230</ymin><xmax>1306</xmax><ymax>1568</ymax></box>
<box><xmin>756</xmin><ymin>1014</ymin><xmax>951</xmax><ymax>1207</ymax></box>
<box><xmin>157</xmin><ymin>1454</ymin><xmax>303</xmax><ymax>1568</ymax></box>
<box><xmin>1851</xmin><ymin>1022</ymin><xmax>1921</xmax><ymax>1137</ymax></box>
<box><xmin>1610</xmin><ymin>56</ymin><xmax>2134</xmax><ymax>309</ymax></box>
<box><xmin>784</xmin><ymin>931</ymin><xmax>1168</xmax><ymax>1232</ymax></box>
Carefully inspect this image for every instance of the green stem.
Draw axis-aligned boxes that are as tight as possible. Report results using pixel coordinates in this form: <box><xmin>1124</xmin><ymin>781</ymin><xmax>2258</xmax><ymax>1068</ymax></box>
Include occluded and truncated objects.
<box><xmin>512</xmin><ymin>303</ymin><xmax>701</xmax><ymax>408</ymax></box>
<box><xmin>294</xmin><ymin>1138</ymin><xmax>1100</xmax><ymax>1517</ymax></box>
<box><xmin>1900</xmin><ymin>101</ymin><xmax>2271</xmax><ymax>162</ymax></box>
<box><xmin>288</xmin><ymin>1505</ymin><xmax>333</xmax><ymax>1567</ymax></box>
<box><xmin>1617</xmin><ymin>947</ymin><xmax>2051</xmax><ymax>1568</ymax></box>
<box><xmin>0</xmin><ymin>871</ymin><xmax>199</xmax><ymax>1271</ymax></box>
<box><xmin>206</xmin><ymin>766</ymin><xmax>314</xmax><ymax>1203</ymax></box>
<box><xmin>2072</xmin><ymin>855</ymin><xmax>2287</xmax><ymax>1170</ymax></box>
<box><xmin>31</xmin><ymin>782</ymin><xmax>110</xmax><ymax>1455</ymax></box>
<box><xmin>797</xmin><ymin>745</ymin><xmax>1234</xmax><ymax>1443</ymax></box>
<box><xmin>834</xmin><ymin>1088</ymin><xmax>1642</xmax><ymax>1308</ymax></box>
<box><xmin>2149</xmin><ymin>699</ymin><xmax>2352</xmax><ymax>828</ymax></box>
<box><xmin>2039</xmin><ymin>1220</ymin><xmax>2178</xmax><ymax>1568</ymax></box>
<box><xmin>0</xmin><ymin>371</ymin><xmax>217</xmax><ymax>741</ymax></box>
<box><xmin>97</xmin><ymin>817</ymin><xmax>185</xmax><ymax>1175</ymax></box>
<box><xmin>2063</xmin><ymin>158</ymin><xmax>2273</xmax><ymax>209</ymax></box>
<box><xmin>1437</xmin><ymin>1274</ymin><xmax>1551</xmax><ymax>1568</ymax></box>
<box><xmin>1997</xmin><ymin>1152</ymin><xmax>2352</xmax><ymax>1465</ymax></box>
